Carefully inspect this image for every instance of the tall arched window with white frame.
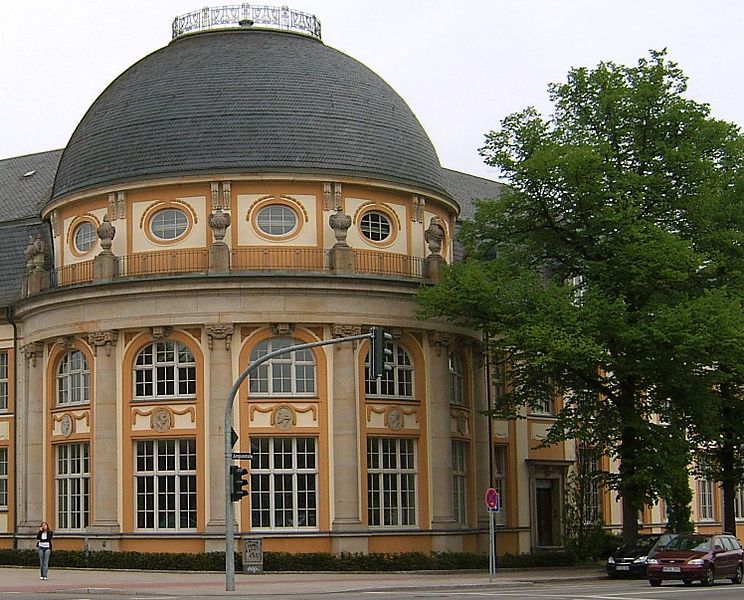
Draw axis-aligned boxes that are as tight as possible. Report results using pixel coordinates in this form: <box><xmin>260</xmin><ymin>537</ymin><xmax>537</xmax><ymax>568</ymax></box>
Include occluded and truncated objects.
<box><xmin>134</xmin><ymin>341</ymin><xmax>196</xmax><ymax>400</ymax></box>
<box><xmin>365</xmin><ymin>341</ymin><xmax>414</xmax><ymax>399</ymax></box>
<box><xmin>248</xmin><ymin>337</ymin><xmax>316</xmax><ymax>396</ymax></box>
<box><xmin>57</xmin><ymin>349</ymin><xmax>90</xmax><ymax>406</ymax></box>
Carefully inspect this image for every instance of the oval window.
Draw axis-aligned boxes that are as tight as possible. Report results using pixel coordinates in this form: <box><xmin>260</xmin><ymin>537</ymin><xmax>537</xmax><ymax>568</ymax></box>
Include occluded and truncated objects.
<box><xmin>151</xmin><ymin>208</ymin><xmax>188</xmax><ymax>240</ymax></box>
<box><xmin>360</xmin><ymin>211</ymin><xmax>392</xmax><ymax>242</ymax></box>
<box><xmin>73</xmin><ymin>222</ymin><xmax>97</xmax><ymax>253</ymax></box>
<box><xmin>256</xmin><ymin>205</ymin><xmax>298</xmax><ymax>236</ymax></box>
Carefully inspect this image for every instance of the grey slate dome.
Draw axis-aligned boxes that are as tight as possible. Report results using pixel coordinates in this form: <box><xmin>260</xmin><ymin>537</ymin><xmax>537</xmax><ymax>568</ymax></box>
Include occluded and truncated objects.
<box><xmin>51</xmin><ymin>28</ymin><xmax>447</xmax><ymax>201</ymax></box>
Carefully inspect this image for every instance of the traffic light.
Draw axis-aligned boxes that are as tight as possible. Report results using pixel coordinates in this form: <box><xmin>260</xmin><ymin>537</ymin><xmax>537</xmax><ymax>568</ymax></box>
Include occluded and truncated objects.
<box><xmin>230</xmin><ymin>465</ymin><xmax>249</xmax><ymax>502</ymax></box>
<box><xmin>369</xmin><ymin>326</ymin><xmax>393</xmax><ymax>379</ymax></box>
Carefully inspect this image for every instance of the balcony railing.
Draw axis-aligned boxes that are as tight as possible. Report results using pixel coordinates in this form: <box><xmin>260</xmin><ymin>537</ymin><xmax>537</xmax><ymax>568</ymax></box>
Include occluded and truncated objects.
<box><xmin>231</xmin><ymin>247</ymin><xmax>329</xmax><ymax>271</ymax></box>
<box><xmin>46</xmin><ymin>246</ymin><xmax>430</xmax><ymax>293</ymax></box>
<box><xmin>118</xmin><ymin>250</ymin><xmax>209</xmax><ymax>277</ymax></box>
<box><xmin>172</xmin><ymin>4</ymin><xmax>322</xmax><ymax>40</ymax></box>
<box><xmin>354</xmin><ymin>250</ymin><xmax>424</xmax><ymax>279</ymax></box>
<box><xmin>54</xmin><ymin>261</ymin><xmax>94</xmax><ymax>287</ymax></box>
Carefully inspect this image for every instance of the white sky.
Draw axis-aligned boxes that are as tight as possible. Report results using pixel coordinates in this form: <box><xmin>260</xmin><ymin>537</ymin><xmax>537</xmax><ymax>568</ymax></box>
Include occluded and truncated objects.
<box><xmin>2</xmin><ymin>0</ymin><xmax>743</xmax><ymax>181</ymax></box>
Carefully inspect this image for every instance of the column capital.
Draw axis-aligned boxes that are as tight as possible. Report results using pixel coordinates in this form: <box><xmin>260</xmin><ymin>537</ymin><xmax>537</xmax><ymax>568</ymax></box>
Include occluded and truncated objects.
<box><xmin>20</xmin><ymin>341</ymin><xmax>44</xmax><ymax>367</ymax></box>
<box><xmin>87</xmin><ymin>330</ymin><xmax>119</xmax><ymax>356</ymax></box>
<box><xmin>206</xmin><ymin>324</ymin><xmax>234</xmax><ymax>351</ymax></box>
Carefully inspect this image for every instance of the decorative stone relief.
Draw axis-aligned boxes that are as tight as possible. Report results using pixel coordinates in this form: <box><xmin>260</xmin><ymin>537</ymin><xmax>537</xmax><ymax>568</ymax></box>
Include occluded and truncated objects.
<box><xmin>328</xmin><ymin>207</ymin><xmax>351</xmax><ymax>247</ymax></box>
<box><xmin>272</xmin><ymin>405</ymin><xmax>295</xmax><ymax>431</ymax></box>
<box><xmin>88</xmin><ymin>330</ymin><xmax>119</xmax><ymax>357</ymax></box>
<box><xmin>457</xmin><ymin>413</ymin><xmax>468</xmax><ymax>436</ymax></box>
<box><xmin>271</xmin><ymin>323</ymin><xmax>294</xmax><ymax>336</ymax></box>
<box><xmin>60</xmin><ymin>414</ymin><xmax>74</xmax><ymax>438</ymax></box>
<box><xmin>430</xmin><ymin>331</ymin><xmax>454</xmax><ymax>356</ymax></box>
<box><xmin>97</xmin><ymin>216</ymin><xmax>116</xmax><ymax>254</ymax></box>
<box><xmin>206</xmin><ymin>324</ymin><xmax>234</xmax><ymax>350</ymax></box>
<box><xmin>222</xmin><ymin>181</ymin><xmax>231</xmax><ymax>209</ymax></box>
<box><xmin>50</xmin><ymin>212</ymin><xmax>59</xmax><ymax>238</ymax></box>
<box><xmin>424</xmin><ymin>216</ymin><xmax>445</xmax><ymax>255</ymax></box>
<box><xmin>332</xmin><ymin>324</ymin><xmax>361</xmax><ymax>350</ymax></box>
<box><xmin>386</xmin><ymin>407</ymin><xmax>403</xmax><ymax>431</ymax></box>
<box><xmin>150</xmin><ymin>326</ymin><xmax>172</xmax><ymax>341</ymax></box>
<box><xmin>21</xmin><ymin>342</ymin><xmax>43</xmax><ymax>367</ymax></box>
<box><xmin>412</xmin><ymin>195</ymin><xmax>425</xmax><ymax>222</ymax></box>
<box><xmin>117</xmin><ymin>192</ymin><xmax>127</xmax><ymax>220</ymax></box>
<box><xmin>211</xmin><ymin>182</ymin><xmax>220</xmax><ymax>209</ymax></box>
<box><xmin>55</xmin><ymin>336</ymin><xmax>74</xmax><ymax>350</ymax></box>
<box><xmin>151</xmin><ymin>407</ymin><xmax>173</xmax><ymax>432</ymax></box>
<box><xmin>24</xmin><ymin>234</ymin><xmax>47</xmax><ymax>272</ymax></box>
<box><xmin>208</xmin><ymin>207</ymin><xmax>231</xmax><ymax>243</ymax></box>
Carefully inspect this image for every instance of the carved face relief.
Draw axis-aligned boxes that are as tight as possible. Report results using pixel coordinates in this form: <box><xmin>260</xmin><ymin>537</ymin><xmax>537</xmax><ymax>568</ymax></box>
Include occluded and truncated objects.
<box><xmin>151</xmin><ymin>408</ymin><xmax>173</xmax><ymax>433</ymax></box>
<box><xmin>274</xmin><ymin>406</ymin><xmax>294</xmax><ymax>431</ymax></box>
<box><xmin>60</xmin><ymin>414</ymin><xmax>74</xmax><ymax>438</ymax></box>
<box><xmin>387</xmin><ymin>407</ymin><xmax>403</xmax><ymax>431</ymax></box>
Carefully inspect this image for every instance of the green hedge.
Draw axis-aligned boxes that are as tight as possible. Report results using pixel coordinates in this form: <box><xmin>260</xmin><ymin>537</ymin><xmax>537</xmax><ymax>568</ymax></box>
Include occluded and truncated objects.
<box><xmin>0</xmin><ymin>548</ymin><xmax>583</xmax><ymax>571</ymax></box>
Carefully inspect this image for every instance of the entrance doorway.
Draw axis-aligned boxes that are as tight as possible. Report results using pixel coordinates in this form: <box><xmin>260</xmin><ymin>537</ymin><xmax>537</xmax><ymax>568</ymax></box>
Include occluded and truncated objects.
<box><xmin>535</xmin><ymin>479</ymin><xmax>555</xmax><ymax>547</ymax></box>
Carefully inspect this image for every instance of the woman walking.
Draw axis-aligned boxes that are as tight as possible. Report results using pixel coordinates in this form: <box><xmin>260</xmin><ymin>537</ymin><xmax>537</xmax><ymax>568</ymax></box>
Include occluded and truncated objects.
<box><xmin>36</xmin><ymin>521</ymin><xmax>53</xmax><ymax>580</ymax></box>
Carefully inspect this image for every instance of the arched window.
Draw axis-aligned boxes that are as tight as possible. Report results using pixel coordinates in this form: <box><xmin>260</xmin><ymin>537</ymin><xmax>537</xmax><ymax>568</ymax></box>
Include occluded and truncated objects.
<box><xmin>448</xmin><ymin>352</ymin><xmax>464</xmax><ymax>406</ymax></box>
<box><xmin>249</xmin><ymin>337</ymin><xmax>316</xmax><ymax>396</ymax></box>
<box><xmin>365</xmin><ymin>341</ymin><xmax>414</xmax><ymax>398</ymax></box>
<box><xmin>57</xmin><ymin>350</ymin><xmax>90</xmax><ymax>406</ymax></box>
<box><xmin>134</xmin><ymin>341</ymin><xmax>196</xmax><ymax>400</ymax></box>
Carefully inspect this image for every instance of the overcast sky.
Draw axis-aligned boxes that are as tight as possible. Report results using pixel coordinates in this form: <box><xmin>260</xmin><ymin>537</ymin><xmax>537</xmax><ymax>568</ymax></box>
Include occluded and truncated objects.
<box><xmin>2</xmin><ymin>0</ymin><xmax>743</xmax><ymax>181</ymax></box>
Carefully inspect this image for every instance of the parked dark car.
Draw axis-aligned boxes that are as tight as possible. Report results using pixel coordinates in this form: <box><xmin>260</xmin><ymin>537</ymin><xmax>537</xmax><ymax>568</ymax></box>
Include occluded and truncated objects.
<box><xmin>606</xmin><ymin>533</ymin><xmax>674</xmax><ymax>578</ymax></box>
<box><xmin>647</xmin><ymin>532</ymin><xmax>744</xmax><ymax>586</ymax></box>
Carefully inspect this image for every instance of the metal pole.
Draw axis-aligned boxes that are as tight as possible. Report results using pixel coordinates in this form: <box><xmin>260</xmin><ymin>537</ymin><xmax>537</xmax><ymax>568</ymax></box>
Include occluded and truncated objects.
<box><xmin>489</xmin><ymin>509</ymin><xmax>495</xmax><ymax>581</ymax></box>
<box><xmin>225</xmin><ymin>331</ymin><xmax>372</xmax><ymax>591</ymax></box>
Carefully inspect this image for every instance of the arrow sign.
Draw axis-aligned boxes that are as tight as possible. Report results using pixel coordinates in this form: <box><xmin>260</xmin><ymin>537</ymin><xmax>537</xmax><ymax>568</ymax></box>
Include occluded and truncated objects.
<box><xmin>232</xmin><ymin>452</ymin><xmax>253</xmax><ymax>460</ymax></box>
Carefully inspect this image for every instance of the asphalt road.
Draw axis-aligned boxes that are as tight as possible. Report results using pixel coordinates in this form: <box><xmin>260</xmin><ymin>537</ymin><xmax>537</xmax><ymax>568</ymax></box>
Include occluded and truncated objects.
<box><xmin>2</xmin><ymin>579</ymin><xmax>744</xmax><ymax>600</ymax></box>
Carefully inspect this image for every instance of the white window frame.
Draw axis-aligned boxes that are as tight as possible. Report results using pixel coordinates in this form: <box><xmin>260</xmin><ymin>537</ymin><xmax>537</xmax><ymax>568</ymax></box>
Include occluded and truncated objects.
<box><xmin>150</xmin><ymin>208</ymin><xmax>188</xmax><ymax>240</ymax></box>
<box><xmin>0</xmin><ymin>447</ymin><xmax>7</xmax><ymax>509</ymax></box>
<box><xmin>73</xmin><ymin>221</ymin><xmax>97</xmax><ymax>253</ymax></box>
<box><xmin>248</xmin><ymin>337</ymin><xmax>316</xmax><ymax>397</ymax></box>
<box><xmin>360</xmin><ymin>211</ymin><xmax>391</xmax><ymax>242</ymax></box>
<box><xmin>452</xmin><ymin>440</ymin><xmax>467</xmax><ymax>525</ymax></box>
<box><xmin>735</xmin><ymin>487</ymin><xmax>744</xmax><ymax>520</ymax></box>
<box><xmin>0</xmin><ymin>351</ymin><xmax>7</xmax><ymax>411</ymax></box>
<box><xmin>449</xmin><ymin>352</ymin><xmax>464</xmax><ymax>406</ymax></box>
<box><xmin>57</xmin><ymin>349</ymin><xmax>90</xmax><ymax>406</ymax></box>
<box><xmin>134</xmin><ymin>341</ymin><xmax>196</xmax><ymax>401</ymax></box>
<box><xmin>56</xmin><ymin>442</ymin><xmax>90</xmax><ymax>530</ymax></box>
<box><xmin>365</xmin><ymin>342</ymin><xmax>414</xmax><ymax>399</ymax></box>
<box><xmin>698</xmin><ymin>478</ymin><xmax>714</xmax><ymax>521</ymax></box>
<box><xmin>367</xmin><ymin>437</ymin><xmax>417</xmax><ymax>527</ymax></box>
<box><xmin>249</xmin><ymin>437</ymin><xmax>318</xmax><ymax>530</ymax></box>
<box><xmin>493</xmin><ymin>444</ymin><xmax>507</xmax><ymax>525</ymax></box>
<box><xmin>256</xmin><ymin>205</ymin><xmax>298</xmax><ymax>236</ymax></box>
<box><xmin>135</xmin><ymin>439</ymin><xmax>197</xmax><ymax>531</ymax></box>
<box><xmin>579</xmin><ymin>448</ymin><xmax>602</xmax><ymax>523</ymax></box>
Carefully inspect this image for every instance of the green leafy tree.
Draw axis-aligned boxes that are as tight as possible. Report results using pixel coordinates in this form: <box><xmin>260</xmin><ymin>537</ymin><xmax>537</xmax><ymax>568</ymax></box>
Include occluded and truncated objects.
<box><xmin>418</xmin><ymin>51</ymin><xmax>744</xmax><ymax>540</ymax></box>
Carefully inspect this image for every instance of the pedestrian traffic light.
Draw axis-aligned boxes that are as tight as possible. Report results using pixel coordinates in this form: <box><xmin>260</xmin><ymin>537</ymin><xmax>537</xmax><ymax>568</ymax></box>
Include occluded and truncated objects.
<box><xmin>230</xmin><ymin>465</ymin><xmax>249</xmax><ymax>502</ymax></box>
<box><xmin>370</xmin><ymin>326</ymin><xmax>393</xmax><ymax>379</ymax></box>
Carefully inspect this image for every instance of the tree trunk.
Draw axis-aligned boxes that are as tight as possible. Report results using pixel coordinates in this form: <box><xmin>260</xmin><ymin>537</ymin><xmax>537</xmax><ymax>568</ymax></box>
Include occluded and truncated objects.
<box><xmin>617</xmin><ymin>385</ymin><xmax>640</xmax><ymax>541</ymax></box>
<box><xmin>720</xmin><ymin>441</ymin><xmax>737</xmax><ymax>535</ymax></box>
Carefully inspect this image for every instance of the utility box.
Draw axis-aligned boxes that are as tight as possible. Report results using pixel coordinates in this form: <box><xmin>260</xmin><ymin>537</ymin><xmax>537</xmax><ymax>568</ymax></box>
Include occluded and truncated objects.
<box><xmin>242</xmin><ymin>537</ymin><xmax>263</xmax><ymax>574</ymax></box>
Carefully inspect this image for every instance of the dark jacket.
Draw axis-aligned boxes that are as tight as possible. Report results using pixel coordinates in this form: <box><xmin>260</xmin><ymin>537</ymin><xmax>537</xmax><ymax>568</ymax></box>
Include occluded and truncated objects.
<box><xmin>36</xmin><ymin>529</ymin><xmax>53</xmax><ymax>549</ymax></box>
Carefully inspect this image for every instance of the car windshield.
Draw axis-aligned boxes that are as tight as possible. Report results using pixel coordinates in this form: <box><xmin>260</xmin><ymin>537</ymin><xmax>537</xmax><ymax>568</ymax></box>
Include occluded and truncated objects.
<box><xmin>665</xmin><ymin>535</ymin><xmax>711</xmax><ymax>552</ymax></box>
<box><xmin>616</xmin><ymin>536</ymin><xmax>659</xmax><ymax>554</ymax></box>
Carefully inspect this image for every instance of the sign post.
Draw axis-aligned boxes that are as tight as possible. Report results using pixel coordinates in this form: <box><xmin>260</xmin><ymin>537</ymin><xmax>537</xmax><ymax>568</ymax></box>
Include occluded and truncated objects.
<box><xmin>485</xmin><ymin>487</ymin><xmax>500</xmax><ymax>581</ymax></box>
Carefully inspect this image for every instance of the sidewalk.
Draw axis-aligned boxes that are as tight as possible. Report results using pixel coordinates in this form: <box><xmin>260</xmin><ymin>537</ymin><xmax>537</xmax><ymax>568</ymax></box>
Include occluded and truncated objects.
<box><xmin>0</xmin><ymin>565</ymin><xmax>606</xmax><ymax>596</ymax></box>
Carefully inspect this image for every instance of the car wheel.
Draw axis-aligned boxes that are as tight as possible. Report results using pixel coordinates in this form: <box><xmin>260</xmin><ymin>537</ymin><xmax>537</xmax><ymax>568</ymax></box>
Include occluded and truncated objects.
<box><xmin>701</xmin><ymin>566</ymin><xmax>714</xmax><ymax>586</ymax></box>
<box><xmin>731</xmin><ymin>563</ymin><xmax>743</xmax><ymax>584</ymax></box>
<box><xmin>682</xmin><ymin>579</ymin><xmax>693</xmax><ymax>586</ymax></box>
<box><xmin>649</xmin><ymin>579</ymin><xmax>662</xmax><ymax>587</ymax></box>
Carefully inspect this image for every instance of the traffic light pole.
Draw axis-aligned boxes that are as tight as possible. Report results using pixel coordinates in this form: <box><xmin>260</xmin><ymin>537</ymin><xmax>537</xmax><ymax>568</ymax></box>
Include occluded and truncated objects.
<box><xmin>224</xmin><ymin>330</ymin><xmax>374</xmax><ymax>591</ymax></box>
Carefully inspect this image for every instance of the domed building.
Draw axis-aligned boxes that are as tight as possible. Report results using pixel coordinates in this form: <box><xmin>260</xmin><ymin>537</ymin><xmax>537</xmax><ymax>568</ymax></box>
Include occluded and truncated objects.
<box><xmin>0</xmin><ymin>6</ymin><xmax>641</xmax><ymax>558</ymax></box>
